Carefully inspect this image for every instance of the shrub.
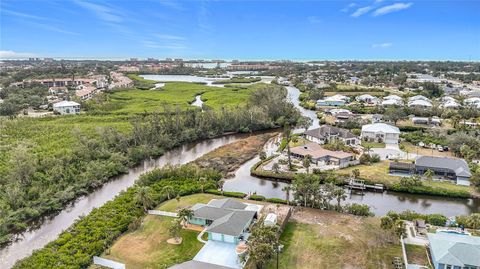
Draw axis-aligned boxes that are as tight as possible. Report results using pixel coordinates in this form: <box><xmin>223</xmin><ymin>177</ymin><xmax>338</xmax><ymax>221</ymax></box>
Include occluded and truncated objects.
<box><xmin>345</xmin><ymin>203</ymin><xmax>373</xmax><ymax>217</ymax></box>
<box><xmin>249</xmin><ymin>195</ymin><xmax>266</xmax><ymax>201</ymax></box>
<box><xmin>265</xmin><ymin>198</ymin><xmax>288</xmax><ymax>204</ymax></box>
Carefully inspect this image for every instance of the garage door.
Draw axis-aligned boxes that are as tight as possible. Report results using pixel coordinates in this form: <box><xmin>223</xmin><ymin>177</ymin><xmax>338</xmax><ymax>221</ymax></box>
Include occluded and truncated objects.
<box><xmin>211</xmin><ymin>233</ymin><xmax>222</xmax><ymax>241</ymax></box>
<box><xmin>223</xmin><ymin>235</ymin><xmax>235</xmax><ymax>243</ymax></box>
<box><xmin>385</xmin><ymin>138</ymin><xmax>398</xmax><ymax>144</ymax></box>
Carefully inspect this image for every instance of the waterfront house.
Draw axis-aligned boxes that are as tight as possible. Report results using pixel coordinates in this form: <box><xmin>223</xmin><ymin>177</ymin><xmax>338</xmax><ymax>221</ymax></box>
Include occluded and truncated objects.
<box><xmin>302</xmin><ymin>125</ymin><xmax>359</xmax><ymax>146</ymax></box>
<box><xmin>415</xmin><ymin>156</ymin><xmax>471</xmax><ymax>186</ymax></box>
<box><xmin>361</xmin><ymin>123</ymin><xmax>400</xmax><ymax>144</ymax></box>
<box><xmin>53</xmin><ymin>100</ymin><xmax>80</xmax><ymax>115</ymax></box>
<box><xmin>427</xmin><ymin>231</ymin><xmax>480</xmax><ymax>269</ymax></box>
<box><xmin>316</xmin><ymin>94</ymin><xmax>349</xmax><ymax>107</ymax></box>
<box><xmin>188</xmin><ymin>198</ymin><xmax>258</xmax><ymax>244</ymax></box>
<box><xmin>290</xmin><ymin>142</ymin><xmax>357</xmax><ymax>168</ymax></box>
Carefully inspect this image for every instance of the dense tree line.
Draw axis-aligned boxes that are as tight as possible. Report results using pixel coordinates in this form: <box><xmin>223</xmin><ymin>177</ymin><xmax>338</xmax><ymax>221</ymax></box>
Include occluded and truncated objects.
<box><xmin>0</xmin><ymin>83</ymin><xmax>49</xmax><ymax>116</ymax></box>
<box><xmin>0</xmin><ymin>85</ymin><xmax>301</xmax><ymax>245</ymax></box>
<box><xmin>12</xmin><ymin>165</ymin><xmax>221</xmax><ymax>269</ymax></box>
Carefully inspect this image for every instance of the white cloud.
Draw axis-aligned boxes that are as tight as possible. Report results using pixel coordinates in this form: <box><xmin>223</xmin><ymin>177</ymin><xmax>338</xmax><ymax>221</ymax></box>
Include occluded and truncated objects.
<box><xmin>2</xmin><ymin>9</ymin><xmax>46</xmax><ymax>20</ymax></box>
<box><xmin>153</xmin><ymin>34</ymin><xmax>186</xmax><ymax>40</ymax></box>
<box><xmin>372</xmin><ymin>42</ymin><xmax>393</xmax><ymax>48</ymax></box>
<box><xmin>141</xmin><ymin>40</ymin><xmax>187</xmax><ymax>50</ymax></box>
<box><xmin>374</xmin><ymin>0</ymin><xmax>384</xmax><ymax>3</ymax></box>
<box><xmin>74</xmin><ymin>0</ymin><xmax>122</xmax><ymax>22</ymax></box>
<box><xmin>307</xmin><ymin>16</ymin><xmax>322</xmax><ymax>24</ymax></box>
<box><xmin>341</xmin><ymin>3</ymin><xmax>357</xmax><ymax>12</ymax></box>
<box><xmin>0</xmin><ymin>50</ymin><xmax>36</xmax><ymax>59</ymax></box>
<box><xmin>373</xmin><ymin>2</ymin><xmax>413</xmax><ymax>16</ymax></box>
<box><xmin>351</xmin><ymin>6</ymin><xmax>373</xmax><ymax>17</ymax></box>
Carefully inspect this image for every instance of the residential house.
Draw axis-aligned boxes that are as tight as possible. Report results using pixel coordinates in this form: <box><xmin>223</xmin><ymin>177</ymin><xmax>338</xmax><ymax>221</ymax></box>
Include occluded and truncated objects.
<box><xmin>302</xmin><ymin>125</ymin><xmax>359</xmax><ymax>146</ymax></box>
<box><xmin>371</xmin><ymin>114</ymin><xmax>384</xmax><ymax>123</ymax></box>
<box><xmin>408</xmin><ymin>99</ymin><xmax>433</xmax><ymax>108</ymax></box>
<box><xmin>409</xmin><ymin>95</ymin><xmax>431</xmax><ymax>102</ymax></box>
<box><xmin>53</xmin><ymin>101</ymin><xmax>80</xmax><ymax>115</ymax></box>
<box><xmin>415</xmin><ymin>156</ymin><xmax>471</xmax><ymax>186</ymax></box>
<box><xmin>355</xmin><ymin>94</ymin><xmax>379</xmax><ymax>104</ymax></box>
<box><xmin>382</xmin><ymin>95</ymin><xmax>404</xmax><ymax>106</ymax></box>
<box><xmin>428</xmin><ymin>231</ymin><xmax>480</xmax><ymax>269</ymax></box>
<box><xmin>361</xmin><ymin>123</ymin><xmax>400</xmax><ymax>144</ymax></box>
<box><xmin>290</xmin><ymin>142</ymin><xmax>357</xmax><ymax>168</ymax></box>
<box><xmin>188</xmin><ymin>198</ymin><xmax>258</xmax><ymax>244</ymax></box>
<box><xmin>316</xmin><ymin>94</ymin><xmax>349</xmax><ymax>107</ymax></box>
<box><xmin>411</xmin><ymin>116</ymin><xmax>441</xmax><ymax>126</ymax></box>
<box><xmin>464</xmin><ymin>97</ymin><xmax>480</xmax><ymax>108</ymax></box>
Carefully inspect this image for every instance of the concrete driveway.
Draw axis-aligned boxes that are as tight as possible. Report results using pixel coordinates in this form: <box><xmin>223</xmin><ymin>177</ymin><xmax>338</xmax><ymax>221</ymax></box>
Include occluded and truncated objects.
<box><xmin>194</xmin><ymin>240</ymin><xmax>240</xmax><ymax>269</ymax></box>
<box><xmin>370</xmin><ymin>144</ymin><xmax>417</xmax><ymax>160</ymax></box>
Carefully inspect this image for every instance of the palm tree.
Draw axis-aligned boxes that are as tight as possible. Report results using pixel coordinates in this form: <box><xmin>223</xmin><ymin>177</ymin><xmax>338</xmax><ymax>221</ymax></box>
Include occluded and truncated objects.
<box><xmin>352</xmin><ymin>168</ymin><xmax>360</xmax><ymax>179</ymax></box>
<box><xmin>282</xmin><ymin>185</ymin><xmax>292</xmax><ymax>205</ymax></box>
<box><xmin>303</xmin><ymin>154</ymin><xmax>312</xmax><ymax>174</ymax></box>
<box><xmin>178</xmin><ymin>208</ymin><xmax>193</xmax><ymax>228</ymax></box>
<box><xmin>161</xmin><ymin>185</ymin><xmax>175</xmax><ymax>200</ymax></box>
<box><xmin>363</xmin><ymin>144</ymin><xmax>372</xmax><ymax>154</ymax></box>
<box><xmin>332</xmin><ymin>187</ymin><xmax>347</xmax><ymax>209</ymax></box>
<box><xmin>283</xmin><ymin>124</ymin><xmax>293</xmax><ymax>170</ymax></box>
<box><xmin>272</xmin><ymin>162</ymin><xmax>280</xmax><ymax>174</ymax></box>
<box><xmin>217</xmin><ymin>180</ymin><xmax>225</xmax><ymax>195</ymax></box>
<box><xmin>424</xmin><ymin>169</ymin><xmax>434</xmax><ymax>181</ymax></box>
<box><xmin>198</xmin><ymin>177</ymin><xmax>208</xmax><ymax>193</ymax></box>
<box><xmin>135</xmin><ymin>186</ymin><xmax>154</xmax><ymax>212</ymax></box>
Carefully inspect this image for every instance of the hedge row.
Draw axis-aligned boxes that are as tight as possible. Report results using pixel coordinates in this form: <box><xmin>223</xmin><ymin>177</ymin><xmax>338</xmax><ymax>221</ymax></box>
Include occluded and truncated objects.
<box><xmin>205</xmin><ymin>189</ymin><xmax>247</xmax><ymax>198</ymax></box>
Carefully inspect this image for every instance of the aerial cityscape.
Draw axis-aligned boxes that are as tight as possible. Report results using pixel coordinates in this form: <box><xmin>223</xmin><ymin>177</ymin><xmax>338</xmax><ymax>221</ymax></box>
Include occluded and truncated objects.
<box><xmin>1</xmin><ymin>1</ymin><xmax>479</xmax><ymax>269</ymax></box>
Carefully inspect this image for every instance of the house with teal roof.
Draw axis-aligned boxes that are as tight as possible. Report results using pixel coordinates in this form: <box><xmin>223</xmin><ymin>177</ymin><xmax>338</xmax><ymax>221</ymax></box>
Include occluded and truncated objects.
<box><xmin>427</xmin><ymin>231</ymin><xmax>480</xmax><ymax>269</ymax></box>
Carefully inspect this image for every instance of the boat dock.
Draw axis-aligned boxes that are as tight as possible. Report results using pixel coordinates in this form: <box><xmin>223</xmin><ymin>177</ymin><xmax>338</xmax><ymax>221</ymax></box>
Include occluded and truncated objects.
<box><xmin>347</xmin><ymin>179</ymin><xmax>384</xmax><ymax>193</ymax></box>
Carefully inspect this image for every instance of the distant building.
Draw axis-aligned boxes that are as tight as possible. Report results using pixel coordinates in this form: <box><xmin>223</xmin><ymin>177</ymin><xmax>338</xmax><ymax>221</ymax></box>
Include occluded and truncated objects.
<box><xmin>302</xmin><ymin>125</ymin><xmax>359</xmax><ymax>146</ymax></box>
<box><xmin>371</xmin><ymin>114</ymin><xmax>384</xmax><ymax>123</ymax></box>
<box><xmin>411</xmin><ymin>116</ymin><xmax>441</xmax><ymax>126</ymax></box>
<box><xmin>382</xmin><ymin>95</ymin><xmax>404</xmax><ymax>106</ymax></box>
<box><xmin>53</xmin><ymin>101</ymin><xmax>80</xmax><ymax>115</ymax></box>
<box><xmin>361</xmin><ymin>123</ymin><xmax>400</xmax><ymax>144</ymax></box>
<box><xmin>428</xmin><ymin>231</ymin><xmax>480</xmax><ymax>269</ymax></box>
<box><xmin>464</xmin><ymin>97</ymin><xmax>480</xmax><ymax>108</ymax></box>
<box><xmin>355</xmin><ymin>94</ymin><xmax>379</xmax><ymax>104</ymax></box>
<box><xmin>408</xmin><ymin>99</ymin><xmax>433</xmax><ymax>108</ymax></box>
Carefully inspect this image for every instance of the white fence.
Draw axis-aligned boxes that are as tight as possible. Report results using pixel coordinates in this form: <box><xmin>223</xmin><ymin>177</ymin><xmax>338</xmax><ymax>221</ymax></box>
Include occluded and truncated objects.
<box><xmin>93</xmin><ymin>256</ymin><xmax>125</xmax><ymax>269</ymax></box>
<box><xmin>147</xmin><ymin>210</ymin><xmax>178</xmax><ymax>217</ymax></box>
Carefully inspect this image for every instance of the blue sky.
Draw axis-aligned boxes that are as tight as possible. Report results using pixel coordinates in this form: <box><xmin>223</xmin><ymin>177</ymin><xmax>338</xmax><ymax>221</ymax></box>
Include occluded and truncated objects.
<box><xmin>1</xmin><ymin>0</ymin><xmax>479</xmax><ymax>60</ymax></box>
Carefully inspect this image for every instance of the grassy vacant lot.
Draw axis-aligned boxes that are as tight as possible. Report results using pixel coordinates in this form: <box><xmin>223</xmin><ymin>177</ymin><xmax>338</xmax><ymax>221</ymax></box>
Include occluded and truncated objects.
<box><xmin>400</xmin><ymin>142</ymin><xmax>453</xmax><ymax>158</ymax></box>
<box><xmin>268</xmin><ymin>208</ymin><xmax>407</xmax><ymax>269</ymax></box>
<box><xmin>194</xmin><ymin>132</ymin><xmax>278</xmax><ymax>175</ymax></box>
<box><xmin>337</xmin><ymin>161</ymin><xmax>477</xmax><ymax>196</ymax></box>
<box><xmin>97</xmin><ymin>194</ymin><xmax>221</xmax><ymax>269</ymax></box>
<box><xmin>107</xmin><ymin>82</ymin><xmax>260</xmax><ymax>114</ymax></box>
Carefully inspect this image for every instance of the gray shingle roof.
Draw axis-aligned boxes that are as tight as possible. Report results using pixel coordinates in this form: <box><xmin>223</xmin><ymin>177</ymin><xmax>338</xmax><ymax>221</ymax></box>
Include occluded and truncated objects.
<box><xmin>415</xmin><ymin>156</ymin><xmax>471</xmax><ymax>178</ymax></box>
<box><xmin>207</xmin><ymin>198</ymin><xmax>247</xmax><ymax>210</ymax></box>
<box><xmin>192</xmin><ymin>205</ymin><xmax>234</xmax><ymax>220</ymax></box>
<box><xmin>303</xmin><ymin>125</ymin><xmax>356</xmax><ymax>140</ymax></box>
<box><xmin>206</xmin><ymin>210</ymin><xmax>256</xmax><ymax>237</ymax></box>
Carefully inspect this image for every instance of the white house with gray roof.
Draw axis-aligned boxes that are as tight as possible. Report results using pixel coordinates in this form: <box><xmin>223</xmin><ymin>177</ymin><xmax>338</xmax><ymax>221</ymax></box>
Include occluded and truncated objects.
<box><xmin>415</xmin><ymin>156</ymin><xmax>471</xmax><ymax>186</ymax></box>
<box><xmin>188</xmin><ymin>198</ymin><xmax>258</xmax><ymax>244</ymax></box>
<box><xmin>428</xmin><ymin>231</ymin><xmax>480</xmax><ymax>269</ymax></box>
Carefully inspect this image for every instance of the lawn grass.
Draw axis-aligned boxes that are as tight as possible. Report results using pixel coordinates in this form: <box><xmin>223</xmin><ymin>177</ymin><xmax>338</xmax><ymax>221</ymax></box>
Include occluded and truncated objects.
<box><xmin>405</xmin><ymin>244</ymin><xmax>430</xmax><ymax>266</ymax></box>
<box><xmin>97</xmin><ymin>194</ymin><xmax>221</xmax><ymax>269</ymax></box>
<box><xmin>362</xmin><ymin>141</ymin><xmax>386</xmax><ymax>149</ymax></box>
<box><xmin>267</xmin><ymin>209</ymin><xmax>405</xmax><ymax>269</ymax></box>
<box><xmin>400</xmin><ymin>142</ymin><xmax>453</xmax><ymax>158</ymax></box>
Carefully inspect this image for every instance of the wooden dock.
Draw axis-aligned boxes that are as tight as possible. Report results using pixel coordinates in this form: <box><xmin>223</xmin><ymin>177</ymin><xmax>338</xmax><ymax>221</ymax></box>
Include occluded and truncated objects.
<box><xmin>347</xmin><ymin>179</ymin><xmax>384</xmax><ymax>192</ymax></box>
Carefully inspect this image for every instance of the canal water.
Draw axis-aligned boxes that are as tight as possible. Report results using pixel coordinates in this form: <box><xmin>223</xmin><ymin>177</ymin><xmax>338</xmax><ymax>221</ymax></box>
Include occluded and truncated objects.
<box><xmin>0</xmin><ymin>134</ymin><xmax>247</xmax><ymax>268</ymax></box>
<box><xmin>1</xmin><ymin>82</ymin><xmax>478</xmax><ymax>268</ymax></box>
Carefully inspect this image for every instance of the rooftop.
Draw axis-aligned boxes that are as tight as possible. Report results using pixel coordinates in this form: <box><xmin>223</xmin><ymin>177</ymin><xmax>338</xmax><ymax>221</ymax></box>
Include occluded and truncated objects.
<box><xmin>428</xmin><ymin>232</ymin><xmax>480</xmax><ymax>267</ymax></box>
<box><xmin>361</xmin><ymin>123</ymin><xmax>400</xmax><ymax>134</ymax></box>
<box><xmin>290</xmin><ymin>142</ymin><xmax>353</xmax><ymax>160</ymax></box>
<box><xmin>303</xmin><ymin>125</ymin><xmax>357</xmax><ymax>140</ymax></box>
<box><xmin>415</xmin><ymin>156</ymin><xmax>471</xmax><ymax>178</ymax></box>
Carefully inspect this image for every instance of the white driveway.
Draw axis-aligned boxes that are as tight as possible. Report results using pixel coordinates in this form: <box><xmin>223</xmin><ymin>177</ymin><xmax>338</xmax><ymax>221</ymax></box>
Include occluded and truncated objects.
<box><xmin>370</xmin><ymin>144</ymin><xmax>417</xmax><ymax>160</ymax></box>
<box><xmin>194</xmin><ymin>241</ymin><xmax>240</xmax><ymax>269</ymax></box>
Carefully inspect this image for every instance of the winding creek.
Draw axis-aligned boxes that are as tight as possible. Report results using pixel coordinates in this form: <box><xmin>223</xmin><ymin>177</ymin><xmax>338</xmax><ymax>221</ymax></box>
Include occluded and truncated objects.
<box><xmin>1</xmin><ymin>78</ymin><xmax>478</xmax><ymax>268</ymax></box>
